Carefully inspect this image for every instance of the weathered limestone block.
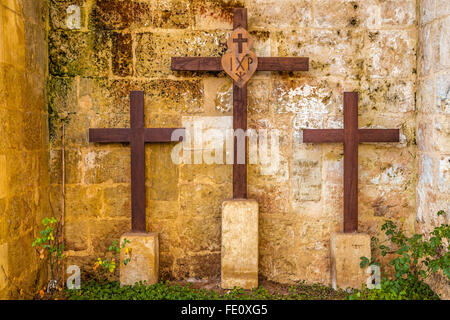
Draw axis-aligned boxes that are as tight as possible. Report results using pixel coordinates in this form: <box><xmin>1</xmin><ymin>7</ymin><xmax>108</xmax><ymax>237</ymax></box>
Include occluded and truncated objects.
<box><xmin>120</xmin><ymin>233</ymin><xmax>159</xmax><ymax>287</ymax></box>
<box><xmin>0</xmin><ymin>155</ymin><xmax>6</xmax><ymax>199</ymax></box>
<box><xmin>48</xmin><ymin>30</ymin><xmax>111</xmax><ymax>77</ymax></box>
<box><xmin>366</xmin><ymin>30</ymin><xmax>416</xmax><ymax>78</ymax></box>
<box><xmin>135</xmin><ymin>31</ymin><xmax>227</xmax><ymax>77</ymax></box>
<box><xmin>221</xmin><ymin>199</ymin><xmax>259</xmax><ymax>289</ymax></box>
<box><xmin>330</xmin><ymin>233</ymin><xmax>371</xmax><ymax>290</ymax></box>
<box><xmin>432</xmin><ymin>16</ymin><xmax>450</xmax><ymax>72</ymax></box>
<box><xmin>0</xmin><ymin>243</ymin><xmax>8</xmax><ymax>293</ymax></box>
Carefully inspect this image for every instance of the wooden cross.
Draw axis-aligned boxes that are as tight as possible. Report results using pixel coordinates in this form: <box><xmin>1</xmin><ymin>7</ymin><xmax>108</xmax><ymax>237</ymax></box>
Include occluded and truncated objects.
<box><xmin>303</xmin><ymin>92</ymin><xmax>399</xmax><ymax>233</ymax></box>
<box><xmin>172</xmin><ymin>7</ymin><xmax>309</xmax><ymax>199</ymax></box>
<box><xmin>89</xmin><ymin>91</ymin><xmax>184</xmax><ymax>232</ymax></box>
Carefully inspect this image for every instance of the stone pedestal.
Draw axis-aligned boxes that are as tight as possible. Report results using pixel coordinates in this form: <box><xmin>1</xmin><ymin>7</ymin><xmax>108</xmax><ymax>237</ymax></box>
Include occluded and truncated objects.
<box><xmin>221</xmin><ymin>199</ymin><xmax>259</xmax><ymax>289</ymax></box>
<box><xmin>330</xmin><ymin>232</ymin><xmax>371</xmax><ymax>290</ymax></box>
<box><xmin>0</xmin><ymin>243</ymin><xmax>8</xmax><ymax>294</ymax></box>
<box><xmin>120</xmin><ymin>232</ymin><xmax>159</xmax><ymax>287</ymax></box>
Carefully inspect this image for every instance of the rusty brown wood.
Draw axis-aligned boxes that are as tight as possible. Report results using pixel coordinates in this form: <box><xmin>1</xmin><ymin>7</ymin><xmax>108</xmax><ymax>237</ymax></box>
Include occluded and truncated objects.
<box><xmin>89</xmin><ymin>91</ymin><xmax>185</xmax><ymax>232</ymax></box>
<box><xmin>171</xmin><ymin>57</ymin><xmax>309</xmax><ymax>72</ymax></box>
<box><xmin>303</xmin><ymin>129</ymin><xmax>344</xmax><ymax>143</ymax></box>
<box><xmin>130</xmin><ymin>91</ymin><xmax>146</xmax><ymax>232</ymax></box>
<box><xmin>359</xmin><ymin>129</ymin><xmax>399</xmax><ymax>142</ymax></box>
<box><xmin>343</xmin><ymin>92</ymin><xmax>359</xmax><ymax>233</ymax></box>
<box><xmin>89</xmin><ymin>128</ymin><xmax>130</xmax><ymax>142</ymax></box>
<box><xmin>303</xmin><ymin>92</ymin><xmax>399</xmax><ymax>233</ymax></box>
<box><xmin>232</xmin><ymin>8</ymin><xmax>248</xmax><ymax>199</ymax></box>
<box><xmin>233</xmin><ymin>82</ymin><xmax>248</xmax><ymax>199</ymax></box>
<box><xmin>171</xmin><ymin>7</ymin><xmax>309</xmax><ymax>199</ymax></box>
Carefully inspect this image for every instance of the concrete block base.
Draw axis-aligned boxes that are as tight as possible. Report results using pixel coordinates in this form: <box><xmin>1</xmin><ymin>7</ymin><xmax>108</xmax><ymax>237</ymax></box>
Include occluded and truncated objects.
<box><xmin>221</xmin><ymin>199</ymin><xmax>259</xmax><ymax>289</ymax></box>
<box><xmin>120</xmin><ymin>232</ymin><xmax>159</xmax><ymax>287</ymax></box>
<box><xmin>330</xmin><ymin>232</ymin><xmax>371</xmax><ymax>290</ymax></box>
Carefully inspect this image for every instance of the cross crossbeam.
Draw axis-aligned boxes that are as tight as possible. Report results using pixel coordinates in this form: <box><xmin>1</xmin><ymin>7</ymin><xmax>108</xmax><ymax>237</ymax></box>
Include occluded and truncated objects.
<box><xmin>171</xmin><ymin>57</ymin><xmax>309</xmax><ymax>72</ymax></box>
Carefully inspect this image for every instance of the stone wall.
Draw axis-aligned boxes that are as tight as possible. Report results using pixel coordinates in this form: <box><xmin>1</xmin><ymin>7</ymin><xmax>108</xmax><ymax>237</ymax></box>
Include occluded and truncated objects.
<box><xmin>0</xmin><ymin>0</ymin><xmax>49</xmax><ymax>299</ymax></box>
<box><xmin>48</xmin><ymin>0</ymin><xmax>419</xmax><ymax>285</ymax></box>
<box><xmin>417</xmin><ymin>0</ymin><xmax>449</xmax><ymax>298</ymax></box>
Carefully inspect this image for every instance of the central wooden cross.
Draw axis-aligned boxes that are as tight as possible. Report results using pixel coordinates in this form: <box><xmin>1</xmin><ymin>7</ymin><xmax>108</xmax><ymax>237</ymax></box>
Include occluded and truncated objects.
<box><xmin>172</xmin><ymin>8</ymin><xmax>309</xmax><ymax>199</ymax></box>
<box><xmin>89</xmin><ymin>91</ymin><xmax>184</xmax><ymax>232</ymax></box>
<box><xmin>303</xmin><ymin>92</ymin><xmax>399</xmax><ymax>233</ymax></box>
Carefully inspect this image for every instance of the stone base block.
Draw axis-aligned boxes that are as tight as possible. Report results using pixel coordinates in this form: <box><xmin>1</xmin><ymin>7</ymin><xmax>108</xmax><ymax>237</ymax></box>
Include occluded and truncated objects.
<box><xmin>330</xmin><ymin>232</ymin><xmax>371</xmax><ymax>290</ymax></box>
<box><xmin>0</xmin><ymin>243</ymin><xmax>8</xmax><ymax>293</ymax></box>
<box><xmin>221</xmin><ymin>199</ymin><xmax>259</xmax><ymax>289</ymax></box>
<box><xmin>120</xmin><ymin>232</ymin><xmax>159</xmax><ymax>287</ymax></box>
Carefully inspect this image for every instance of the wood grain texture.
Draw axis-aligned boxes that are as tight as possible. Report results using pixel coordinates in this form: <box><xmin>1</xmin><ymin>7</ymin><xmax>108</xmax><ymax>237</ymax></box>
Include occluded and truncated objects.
<box><xmin>232</xmin><ymin>8</ymin><xmax>248</xmax><ymax>199</ymax></box>
<box><xmin>258</xmin><ymin>57</ymin><xmax>309</xmax><ymax>71</ymax></box>
<box><xmin>89</xmin><ymin>128</ymin><xmax>130</xmax><ymax>143</ymax></box>
<box><xmin>343</xmin><ymin>92</ymin><xmax>359</xmax><ymax>233</ymax></box>
<box><xmin>143</xmin><ymin>128</ymin><xmax>185</xmax><ymax>142</ymax></box>
<box><xmin>359</xmin><ymin>129</ymin><xmax>399</xmax><ymax>142</ymax></box>
<box><xmin>303</xmin><ymin>129</ymin><xmax>344</xmax><ymax>143</ymax></box>
<box><xmin>233</xmin><ymin>7</ymin><xmax>247</xmax><ymax>29</ymax></box>
<box><xmin>171</xmin><ymin>57</ymin><xmax>222</xmax><ymax>71</ymax></box>
<box><xmin>233</xmin><ymin>83</ymin><xmax>248</xmax><ymax>199</ymax></box>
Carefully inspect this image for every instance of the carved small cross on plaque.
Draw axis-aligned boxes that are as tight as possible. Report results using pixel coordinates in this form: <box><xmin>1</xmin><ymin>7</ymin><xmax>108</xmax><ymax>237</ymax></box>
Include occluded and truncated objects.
<box><xmin>89</xmin><ymin>91</ymin><xmax>184</xmax><ymax>232</ymax></box>
<box><xmin>172</xmin><ymin>8</ymin><xmax>309</xmax><ymax>199</ymax></box>
<box><xmin>303</xmin><ymin>92</ymin><xmax>400</xmax><ymax>233</ymax></box>
<box><xmin>233</xmin><ymin>33</ymin><xmax>247</xmax><ymax>53</ymax></box>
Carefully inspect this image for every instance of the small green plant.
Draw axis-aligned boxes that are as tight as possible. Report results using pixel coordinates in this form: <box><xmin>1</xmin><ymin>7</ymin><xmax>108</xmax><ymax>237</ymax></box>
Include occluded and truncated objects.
<box><xmin>66</xmin><ymin>280</ymin><xmax>349</xmax><ymax>300</ymax></box>
<box><xmin>109</xmin><ymin>238</ymin><xmax>132</xmax><ymax>265</ymax></box>
<box><xmin>93</xmin><ymin>238</ymin><xmax>132</xmax><ymax>281</ymax></box>
<box><xmin>350</xmin><ymin>210</ymin><xmax>449</xmax><ymax>300</ymax></box>
<box><xmin>32</xmin><ymin>217</ymin><xmax>66</xmax><ymax>287</ymax></box>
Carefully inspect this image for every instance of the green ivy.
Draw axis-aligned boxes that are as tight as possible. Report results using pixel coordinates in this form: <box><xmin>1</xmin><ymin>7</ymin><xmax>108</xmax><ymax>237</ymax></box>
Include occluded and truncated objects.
<box><xmin>32</xmin><ymin>217</ymin><xmax>65</xmax><ymax>281</ymax></box>
<box><xmin>66</xmin><ymin>281</ymin><xmax>348</xmax><ymax>300</ymax></box>
<box><xmin>349</xmin><ymin>210</ymin><xmax>449</xmax><ymax>300</ymax></box>
<box><xmin>94</xmin><ymin>238</ymin><xmax>132</xmax><ymax>278</ymax></box>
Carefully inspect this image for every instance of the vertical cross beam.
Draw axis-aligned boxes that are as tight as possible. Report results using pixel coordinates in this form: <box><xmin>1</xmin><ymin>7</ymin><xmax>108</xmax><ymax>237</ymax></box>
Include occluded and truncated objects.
<box><xmin>343</xmin><ymin>92</ymin><xmax>359</xmax><ymax>233</ymax></box>
<box><xmin>233</xmin><ymin>8</ymin><xmax>248</xmax><ymax>199</ymax></box>
<box><xmin>130</xmin><ymin>91</ymin><xmax>146</xmax><ymax>232</ymax></box>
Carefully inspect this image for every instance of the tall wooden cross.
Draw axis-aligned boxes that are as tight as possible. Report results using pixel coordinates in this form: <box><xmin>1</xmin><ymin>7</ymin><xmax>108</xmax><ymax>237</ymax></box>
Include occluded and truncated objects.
<box><xmin>303</xmin><ymin>92</ymin><xmax>399</xmax><ymax>233</ymax></box>
<box><xmin>89</xmin><ymin>91</ymin><xmax>184</xmax><ymax>232</ymax></box>
<box><xmin>172</xmin><ymin>7</ymin><xmax>309</xmax><ymax>199</ymax></box>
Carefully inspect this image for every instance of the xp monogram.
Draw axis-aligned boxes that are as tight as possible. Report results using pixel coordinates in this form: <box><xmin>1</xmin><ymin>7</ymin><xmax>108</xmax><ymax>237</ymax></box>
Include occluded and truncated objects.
<box><xmin>221</xmin><ymin>28</ymin><xmax>258</xmax><ymax>87</ymax></box>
